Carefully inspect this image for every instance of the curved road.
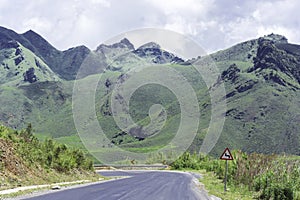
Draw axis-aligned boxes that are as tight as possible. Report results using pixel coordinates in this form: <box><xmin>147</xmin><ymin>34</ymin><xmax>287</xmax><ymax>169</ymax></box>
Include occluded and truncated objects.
<box><xmin>21</xmin><ymin>170</ymin><xmax>215</xmax><ymax>200</ymax></box>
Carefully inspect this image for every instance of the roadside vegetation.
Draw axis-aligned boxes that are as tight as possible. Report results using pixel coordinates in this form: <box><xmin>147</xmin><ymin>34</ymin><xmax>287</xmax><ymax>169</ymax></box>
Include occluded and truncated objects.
<box><xmin>0</xmin><ymin>124</ymin><xmax>98</xmax><ymax>191</ymax></box>
<box><xmin>171</xmin><ymin>151</ymin><xmax>300</xmax><ymax>199</ymax></box>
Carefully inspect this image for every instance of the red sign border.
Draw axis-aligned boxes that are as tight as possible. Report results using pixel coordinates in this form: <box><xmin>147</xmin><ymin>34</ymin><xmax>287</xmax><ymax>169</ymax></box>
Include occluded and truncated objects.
<box><xmin>220</xmin><ymin>147</ymin><xmax>234</xmax><ymax>160</ymax></box>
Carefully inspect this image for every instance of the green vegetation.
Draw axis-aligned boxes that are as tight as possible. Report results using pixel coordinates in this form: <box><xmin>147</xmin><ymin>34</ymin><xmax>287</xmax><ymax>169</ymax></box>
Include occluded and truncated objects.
<box><xmin>1</xmin><ymin>26</ymin><xmax>300</xmax><ymax>200</ymax></box>
<box><xmin>195</xmin><ymin>169</ymin><xmax>254</xmax><ymax>200</ymax></box>
<box><xmin>0</xmin><ymin>29</ymin><xmax>300</xmax><ymax>160</ymax></box>
<box><xmin>0</xmin><ymin>124</ymin><xmax>97</xmax><ymax>191</ymax></box>
<box><xmin>171</xmin><ymin>151</ymin><xmax>300</xmax><ymax>199</ymax></box>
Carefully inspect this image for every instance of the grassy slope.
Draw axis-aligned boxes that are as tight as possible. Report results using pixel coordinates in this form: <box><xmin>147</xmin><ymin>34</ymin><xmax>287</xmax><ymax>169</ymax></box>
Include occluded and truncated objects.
<box><xmin>0</xmin><ymin>125</ymin><xmax>98</xmax><ymax>192</ymax></box>
<box><xmin>28</xmin><ymin>56</ymin><xmax>300</xmax><ymax>160</ymax></box>
<box><xmin>1</xmin><ymin>35</ymin><xmax>300</xmax><ymax>163</ymax></box>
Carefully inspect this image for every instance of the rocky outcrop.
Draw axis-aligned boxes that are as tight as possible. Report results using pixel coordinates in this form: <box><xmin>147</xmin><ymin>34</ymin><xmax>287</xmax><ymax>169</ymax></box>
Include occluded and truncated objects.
<box><xmin>96</xmin><ymin>38</ymin><xmax>135</xmax><ymax>56</ymax></box>
<box><xmin>236</xmin><ymin>80</ymin><xmax>257</xmax><ymax>93</ymax></box>
<box><xmin>260</xmin><ymin>33</ymin><xmax>288</xmax><ymax>44</ymax></box>
<box><xmin>14</xmin><ymin>55</ymin><xmax>24</xmax><ymax>65</ymax></box>
<box><xmin>248</xmin><ymin>38</ymin><xmax>300</xmax><ymax>85</ymax></box>
<box><xmin>221</xmin><ymin>63</ymin><xmax>240</xmax><ymax>83</ymax></box>
<box><xmin>15</xmin><ymin>47</ymin><xmax>22</xmax><ymax>56</ymax></box>
<box><xmin>134</xmin><ymin>42</ymin><xmax>184</xmax><ymax>64</ymax></box>
<box><xmin>23</xmin><ymin>68</ymin><xmax>37</xmax><ymax>83</ymax></box>
<box><xmin>111</xmin><ymin>38</ymin><xmax>135</xmax><ymax>50</ymax></box>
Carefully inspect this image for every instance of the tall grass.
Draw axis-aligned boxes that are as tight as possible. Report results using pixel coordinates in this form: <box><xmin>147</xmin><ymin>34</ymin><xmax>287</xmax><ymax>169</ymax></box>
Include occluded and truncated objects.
<box><xmin>171</xmin><ymin>151</ymin><xmax>300</xmax><ymax>199</ymax></box>
<box><xmin>0</xmin><ymin>124</ymin><xmax>93</xmax><ymax>173</ymax></box>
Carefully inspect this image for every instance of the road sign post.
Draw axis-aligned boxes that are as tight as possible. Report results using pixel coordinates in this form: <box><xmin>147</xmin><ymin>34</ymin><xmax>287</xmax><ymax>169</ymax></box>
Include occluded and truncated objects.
<box><xmin>224</xmin><ymin>160</ymin><xmax>228</xmax><ymax>192</ymax></box>
<box><xmin>220</xmin><ymin>148</ymin><xmax>233</xmax><ymax>192</ymax></box>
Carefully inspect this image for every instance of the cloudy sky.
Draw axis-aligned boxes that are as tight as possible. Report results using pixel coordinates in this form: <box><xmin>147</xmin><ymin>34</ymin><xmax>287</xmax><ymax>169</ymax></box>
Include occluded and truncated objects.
<box><xmin>0</xmin><ymin>0</ymin><xmax>299</xmax><ymax>54</ymax></box>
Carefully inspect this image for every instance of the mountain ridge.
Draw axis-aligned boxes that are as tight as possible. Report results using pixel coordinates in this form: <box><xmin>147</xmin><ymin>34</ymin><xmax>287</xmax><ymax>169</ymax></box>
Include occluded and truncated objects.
<box><xmin>0</xmin><ymin>26</ymin><xmax>185</xmax><ymax>80</ymax></box>
<box><xmin>0</xmin><ymin>26</ymin><xmax>299</xmax><ymax>157</ymax></box>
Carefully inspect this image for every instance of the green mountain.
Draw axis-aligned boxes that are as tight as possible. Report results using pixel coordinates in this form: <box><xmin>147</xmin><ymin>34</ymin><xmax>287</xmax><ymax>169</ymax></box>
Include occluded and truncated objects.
<box><xmin>209</xmin><ymin>34</ymin><xmax>300</xmax><ymax>154</ymax></box>
<box><xmin>0</xmin><ymin>26</ymin><xmax>299</xmax><ymax>158</ymax></box>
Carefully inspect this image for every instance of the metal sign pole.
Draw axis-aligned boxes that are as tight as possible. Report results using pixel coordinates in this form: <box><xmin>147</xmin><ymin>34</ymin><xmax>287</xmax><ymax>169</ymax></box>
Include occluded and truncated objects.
<box><xmin>220</xmin><ymin>147</ymin><xmax>233</xmax><ymax>192</ymax></box>
<box><xmin>224</xmin><ymin>159</ymin><xmax>228</xmax><ymax>192</ymax></box>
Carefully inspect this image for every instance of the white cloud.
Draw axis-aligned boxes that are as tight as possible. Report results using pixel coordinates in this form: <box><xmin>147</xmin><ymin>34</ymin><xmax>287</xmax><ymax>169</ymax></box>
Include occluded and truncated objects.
<box><xmin>250</xmin><ymin>0</ymin><xmax>300</xmax><ymax>44</ymax></box>
<box><xmin>22</xmin><ymin>17</ymin><xmax>53</xmax><ymax>33</ymax></box>
<box><xmin>90</xmin><ymin>0</ymin><xmax>111</xmax><ymax>7</ymax></box>
<box><xmin>0</xmin><ymin>0</ymin><xmax>299</xmax><ymax>54</ymax></box>
<box><xmin>146</xmin><ymin>0</ymin><xmax>213</xmax><ymax>16</ymax></box>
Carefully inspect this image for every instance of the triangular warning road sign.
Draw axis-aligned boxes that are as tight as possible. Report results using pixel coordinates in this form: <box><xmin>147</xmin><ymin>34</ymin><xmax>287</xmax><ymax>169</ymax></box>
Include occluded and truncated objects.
<box><xmin>220</xmin><ymin>148</ymin><xmax>233</xmax><ymax>160</ymax></box>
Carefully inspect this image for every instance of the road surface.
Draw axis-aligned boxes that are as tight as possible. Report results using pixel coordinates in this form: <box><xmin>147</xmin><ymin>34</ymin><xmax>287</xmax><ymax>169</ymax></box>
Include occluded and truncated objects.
<box><xmin>19</xmin><ymin>170</ymin><xmax>215</xmax><ymax>200</ymax></box>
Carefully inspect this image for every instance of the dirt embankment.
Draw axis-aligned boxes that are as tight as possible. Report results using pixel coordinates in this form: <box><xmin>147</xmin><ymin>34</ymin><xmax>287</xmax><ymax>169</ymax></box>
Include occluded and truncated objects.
<box><xmin>0</xmin><ymin>138</ymin><xmax>37</xmax><ymax>190</ymax></box>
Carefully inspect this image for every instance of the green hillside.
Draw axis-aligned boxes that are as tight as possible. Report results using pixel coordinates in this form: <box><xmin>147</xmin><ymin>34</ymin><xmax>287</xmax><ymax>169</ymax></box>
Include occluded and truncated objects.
<box><xmin>91</xmin><ymin>33</ymin><xmax>300</xmax><ymax>157</ymax></box>
<box><xmin>0</xmin><ymin>124</ymin><xmax>96</xmax><ymax>191</ymax></box>
<box><xmin>0</xmin><ymin>26</ymin><xmax>299</xmax><ymax>163</ymax></box>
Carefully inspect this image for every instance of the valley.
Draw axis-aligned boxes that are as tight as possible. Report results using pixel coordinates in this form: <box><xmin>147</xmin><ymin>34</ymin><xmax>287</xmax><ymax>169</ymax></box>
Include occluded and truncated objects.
<box><xmin>0</xmin><ymin>27</ymin><xmax>299</xmax><ymax>160</ymax></box>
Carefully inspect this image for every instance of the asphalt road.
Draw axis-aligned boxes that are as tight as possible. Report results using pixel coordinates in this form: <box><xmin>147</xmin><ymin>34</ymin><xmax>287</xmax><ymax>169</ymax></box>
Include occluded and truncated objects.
<box><xmin>20</xmin><ymin>170</ymin><xmax>214</xmax><ymax>200</ymax></box>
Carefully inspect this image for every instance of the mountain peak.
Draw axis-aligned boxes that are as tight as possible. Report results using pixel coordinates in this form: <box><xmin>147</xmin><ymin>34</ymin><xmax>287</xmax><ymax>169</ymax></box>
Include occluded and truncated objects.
<box><xmin>260</xmin><ymin>33</ymin><xmax>288</xmax><ymax>44</ymax></box>
<box><xmin>22</xmin><ymin>29</ymin><xmax>56</xmax><ymax>49</ymax></box>
<box><xmin>110</xmin><ymin>38</ymin><xmax>135</xmax><ymax>50</ymax></box>
<box><xmin>119</xmin><ymin>38</ymin><xmax>134</xmax><ymax>49</ymax></box>
<box><xmin>137</xmin><ymin>42</ymin><xmax>161</xmax><ymax>50</ymax></box>
<box><xmin>96</xmin><ymin>38</ymin><xmax>135</xmax><ymax>53</ymax></box>
<box><xmin>23</xmin><ymin>29</ymin><xmax>37</xmax><ymax>35</ymax></box>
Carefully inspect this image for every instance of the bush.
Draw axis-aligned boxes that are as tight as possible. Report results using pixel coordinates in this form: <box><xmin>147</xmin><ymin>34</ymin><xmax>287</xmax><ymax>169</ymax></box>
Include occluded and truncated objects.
<box><xmin>171</xmin><ymin>152</ymin><xmax>201</xmax><ymax>169</ymax></box>
<box><xmin>0</xmin><ymin>124</ymin><xmax>94</xmax><ymax>173</ymax></box>
<box><xmin>171</xmin><ymin>151</ymin><xmax>300</xmax><ymax>199</ymax></box>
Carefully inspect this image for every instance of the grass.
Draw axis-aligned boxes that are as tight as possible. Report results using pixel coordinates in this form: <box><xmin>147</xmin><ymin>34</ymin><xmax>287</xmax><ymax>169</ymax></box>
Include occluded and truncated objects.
<box><xmin>0</xmin><ymin>125</ymin><xmax>99</xmax><ymax>193</ymax></box>
<box><xmin>171</xmin><ymin>151</ymin><xmax>300</xmax><ymax>199</ymax></box>
<box><xmin>199</xmin><ymin>170</ymin><xmax>255</xmax><ymax>200</ymax></box>
<box><xmin>0</xmin><ymin>43</ymin><xmax>59</xmax><ymax>87</ymax></box>
<box><xmin>54</xmin><ymin>135</ymin><xmax>86</xmax><ymax>149</ymax></box>
<box><xmin>1</xmin><ymin>34</ymin><xmax>300</xmax><ymax>162</ymax></box>
<box><xmin>19</xmin><ymin>59</ymin><xmax>300</xmax><ymax>160</ymax></box>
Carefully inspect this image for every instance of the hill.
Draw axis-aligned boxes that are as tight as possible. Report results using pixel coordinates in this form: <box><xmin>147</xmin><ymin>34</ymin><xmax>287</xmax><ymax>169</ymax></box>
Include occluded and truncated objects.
<box><xmin>0</xmin><ymin>26</ymin><xmax>299</xmax><ymax>160</ymax></box>
<box><xmin>0</xmin><ymin>124</ymin><xmax>96</xmax><ymax>191</ymax></box>
<box><xmin>209</xmin><ymin>34</ymin><xmax>300</xmax><ymax>154</ymax></box>
<box><xmin>92</xmin><ymin>33</ymin><xmax>300</xmax><ymax>156</ymax></box>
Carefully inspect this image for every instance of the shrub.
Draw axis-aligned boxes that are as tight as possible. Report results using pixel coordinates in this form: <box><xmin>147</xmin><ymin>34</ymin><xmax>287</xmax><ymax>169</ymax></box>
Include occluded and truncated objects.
<box><xmin>171</xmin><ymin>151</ymin><xmax>300</xmax><ymax>199</ymax></box>
<box><xmin>0</xmin><ymin>124</ymin><xmax>94</xmax><ymax>173</ymax></box>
